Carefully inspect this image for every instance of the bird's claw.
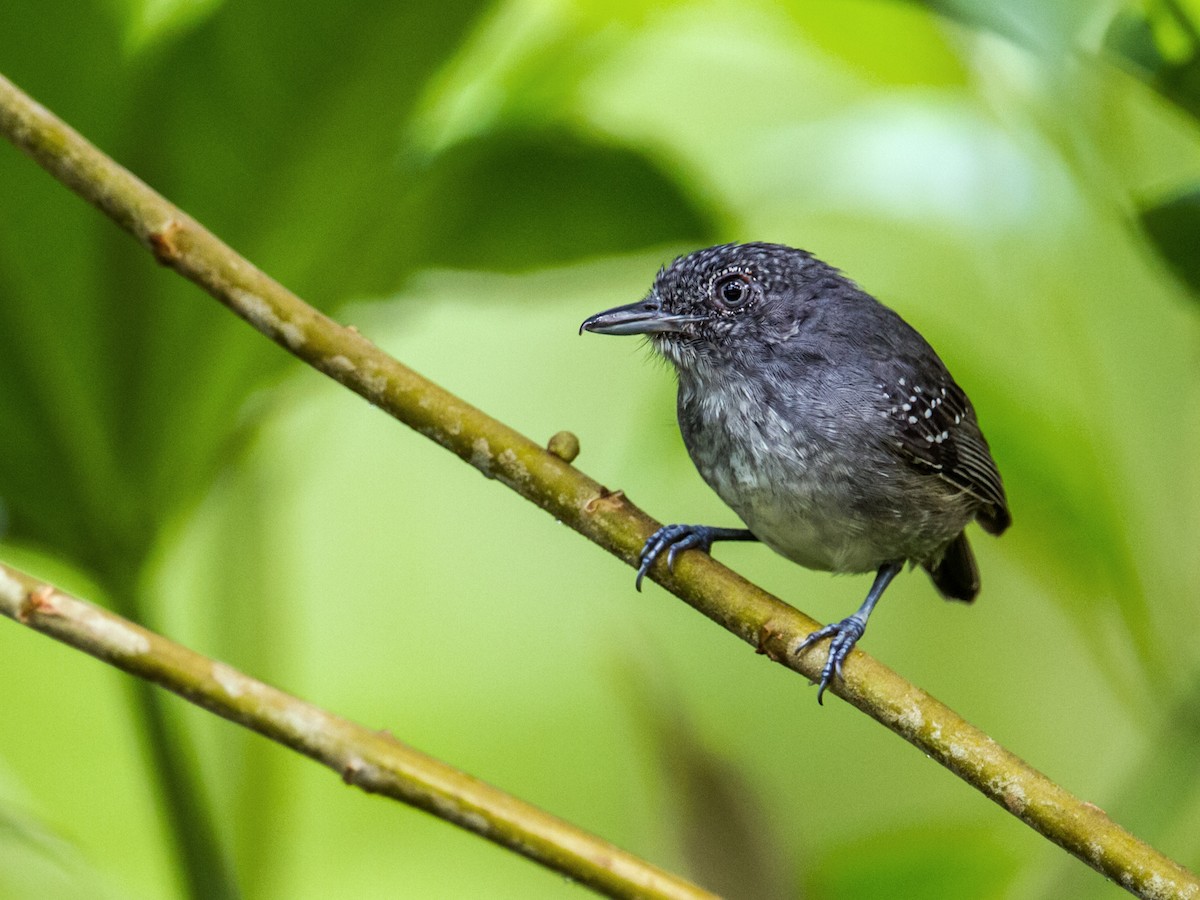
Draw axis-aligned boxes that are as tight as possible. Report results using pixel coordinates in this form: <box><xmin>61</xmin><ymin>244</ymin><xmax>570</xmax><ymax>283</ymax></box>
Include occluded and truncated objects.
<box><xmin>635</xmin><ymin>524</ymin><xmax>716</xmax><ymax>591</ymax></box>
<box><xmin>795</xmin><ymin>616</ymin><xmax>867</xmax><ymax>704</ymax></box>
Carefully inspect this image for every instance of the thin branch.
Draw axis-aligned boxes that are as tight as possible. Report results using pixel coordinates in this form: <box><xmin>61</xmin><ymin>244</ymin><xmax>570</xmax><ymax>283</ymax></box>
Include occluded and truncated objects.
<box><xmin>1</xmin><ymin>70</ymin><xmax>1197</xmax><ymax>899</ymax></box>
<box><xmin>0</xmin><ymin>562</ymin><xmax>716</xmax><ymax>900</ymax></box>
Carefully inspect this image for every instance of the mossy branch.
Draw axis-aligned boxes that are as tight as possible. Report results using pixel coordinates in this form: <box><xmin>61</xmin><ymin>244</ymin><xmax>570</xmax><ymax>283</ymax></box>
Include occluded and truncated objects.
<box><xmin>1</xmin><ymin>71</ymin><xmax>1197</xmax><ymax>899</ymax></box>
<box><xmin>0</xmin><ymin>562</ymin><xmax>715</xmax><ymax>900</ymax></box>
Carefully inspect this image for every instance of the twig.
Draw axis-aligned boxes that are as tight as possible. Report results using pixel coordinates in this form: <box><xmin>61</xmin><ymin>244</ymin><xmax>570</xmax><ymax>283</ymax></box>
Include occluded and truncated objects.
<box><xmin>1</xmin><ymin>70</ymin><xmax>1197</xmax><ymax>899</ymax></box>
<box><xmin>0</xmin><ymin>562</ymin><xmax>716</xmax><ymax>900</ymax></box>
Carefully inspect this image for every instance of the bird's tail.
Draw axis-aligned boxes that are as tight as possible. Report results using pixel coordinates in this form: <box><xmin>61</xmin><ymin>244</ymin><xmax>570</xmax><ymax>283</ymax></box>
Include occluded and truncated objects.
<box><xmin>924</xmin><ymin>532</ymin><xmax>979</xmax><ymax>603</ymax></box>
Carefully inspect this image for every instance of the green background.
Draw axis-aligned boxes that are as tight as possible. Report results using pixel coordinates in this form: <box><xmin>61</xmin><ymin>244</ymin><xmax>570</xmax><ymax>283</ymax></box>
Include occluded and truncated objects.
<box><xmin>2</xmin><ymin>0</ymin><xmax>1199</xmax><ymax>897</ymax></box>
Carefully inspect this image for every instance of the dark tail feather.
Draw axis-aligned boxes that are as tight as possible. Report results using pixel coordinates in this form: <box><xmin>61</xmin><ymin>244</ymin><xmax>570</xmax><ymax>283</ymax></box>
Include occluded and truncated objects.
<box><xmin>978</xmin><ymin>500</ymin><xmax>1012</xmax><ymax>536</ymax></box>
<box><xmin>924</xmin><ymin>532</ymin><xmax>979</xmax><ymax>603</ymax></box>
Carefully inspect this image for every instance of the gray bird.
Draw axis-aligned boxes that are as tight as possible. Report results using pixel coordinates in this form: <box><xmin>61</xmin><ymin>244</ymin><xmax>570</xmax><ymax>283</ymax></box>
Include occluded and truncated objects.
<box><xmin>580</xmin><ymin>242</ymin><xmax>1010</xmax><ymax>703</ymax></box>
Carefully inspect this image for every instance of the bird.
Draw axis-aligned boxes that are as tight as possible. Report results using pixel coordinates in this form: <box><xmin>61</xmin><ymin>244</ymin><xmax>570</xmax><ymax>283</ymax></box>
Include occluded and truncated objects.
<box><xmin>580</xmin><ymin>242</ymin><xmax>1010</xmax><ymax>703</ymax></box>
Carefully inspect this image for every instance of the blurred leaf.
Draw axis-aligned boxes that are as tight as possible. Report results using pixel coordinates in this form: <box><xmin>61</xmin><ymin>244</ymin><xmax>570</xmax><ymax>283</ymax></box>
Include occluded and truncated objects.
<box><xmin>0</xmin><ymin>0</ymin><xmax>711</xmax><ymax>581</ymax></box>
<box><xmin>1139</xmin><ymin>186</ymin><xmax>1200</xmax><ymax>301</ymax></box>
<box><xmin>1103</xmin><ymin>676</ymin><xmax>1200</xmax><ymax>868</ymax></box>
<box><xmin>0</xmin><ymin>800</ymin><xmax>121</xmax><ymax>900</ymax></box>
<box><xmin>790</xmin><ymin>1</ymin><xmax>968</xmax><ymax>86</ymax></box>
<box><xmin>400</xmin><ymin>128</ymin><xmax>716</xmax><ymax>272</ymax></box>
<box><xmin>804</xmin><ymin>822</ymin><xmax>1017</xmax><ymax>900</ymax></box>
<box><xmin>1103</xmin><ymin>4</ymin><xmax>1200</xmax><ymax>122</ymax></box>
<box><xmin>0</xmin><ymin>1</ymin><xmax>142</xmax><ymax>576</ymax></box>
<box><xmin>111</xmin><ymin>0</ymin><xmax>228</xmax><ymax>53</ymax></box>
<box><xmin>972</xmin><ymin>384</ymin><xmax>1163</xmax><ymax>692</ymax></box>
<box><xmin>616</xmin><ymin>661</ymin><xmax>793</xmax><ymax>900</ymax></box>
<box><xmin>664</xmin><ymin>743</ymin><xmax>788</xmax><ymax>900</ymax></box>
<box><xmin>902</xmin><ymin>0</ymin><xmax>1093</xmax><ymax>52</ymax></box>
<box><xmin>1</xmin><ymin>0</ymin><xmax>490</xmax><ymax>578</ymax></box>
<box><xmin>1105</xmin><ymin>8</ymin><xmax>1171</xmax><ymax>75</ymax></box>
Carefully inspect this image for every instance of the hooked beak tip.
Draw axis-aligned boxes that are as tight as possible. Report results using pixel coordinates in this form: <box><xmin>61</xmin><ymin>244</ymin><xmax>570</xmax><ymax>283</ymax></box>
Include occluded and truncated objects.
<box><xmin>580</xmin><ymin>300</ymin><xmax>705</xmax><ymax>337</ymax></box>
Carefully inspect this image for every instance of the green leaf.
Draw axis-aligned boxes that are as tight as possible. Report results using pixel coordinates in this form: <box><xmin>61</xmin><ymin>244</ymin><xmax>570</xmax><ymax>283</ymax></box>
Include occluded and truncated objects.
<box><xmin>400</xmin><ymin>128</ymin><xmax>716</xmax><ymax>273</ymax></box>
<box><xmin>616</xmin><ymin>662</ymin><xmax>791</xmax><ymax>900</ymax></box>
<box><xmin>1139</xmin><ymin>187</ymin><xmax>1200</xmax><ymax>301</ymax></box>
<box><xmin>805</xmin><ymin>822</ymin><xmax>1017</xmax><ymax>899</ymax></box>
<box><xmin>902</xmin><ymin>0</ymin><xmax>1090</xmax><ymax>52</ymax></box>
<box><xmin>1103</xmin><ymin>9</ymin><xmax>1170</xmax><ymax>76</ymax></box>
<box><xmin>1103</xmin><ymin>6</ymin><xmax>1200</xmax><ymax>123</ymax></box>
<box><xmin>0</xmin><ymin>0</ymin><xmax>713</xmax><ymax>580</ymax></box>
<box><xmin>790</xmin><ymin>1</ymin><xmax>968</xmax><ymax>86</ymax></box>
<box><xmin>0</xmin><ymin>0</ymin><xmax>491</xmax><ymax>577</ymax></box>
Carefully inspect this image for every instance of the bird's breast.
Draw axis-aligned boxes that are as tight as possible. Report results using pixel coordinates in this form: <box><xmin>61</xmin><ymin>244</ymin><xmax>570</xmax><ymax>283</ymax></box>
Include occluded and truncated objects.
<box><xmin>677</xmin><ymin>375</ymin><xmax>874</xmax><ymax>571</ymax></box>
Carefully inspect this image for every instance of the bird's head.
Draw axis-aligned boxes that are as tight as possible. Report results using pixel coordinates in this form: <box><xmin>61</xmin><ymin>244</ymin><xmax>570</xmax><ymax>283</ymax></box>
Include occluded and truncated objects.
<box><xmin>580</xmin><ymin>242</ymin><xmax>836</xmax><ymax>371</ymax></box>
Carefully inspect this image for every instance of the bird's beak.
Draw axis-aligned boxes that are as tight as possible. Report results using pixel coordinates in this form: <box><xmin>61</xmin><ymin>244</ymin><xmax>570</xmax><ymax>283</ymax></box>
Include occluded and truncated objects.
<box><xmin>579</xmin><ymin>297</ymin><xmax>706</xmax><ymax>336</ymax></box>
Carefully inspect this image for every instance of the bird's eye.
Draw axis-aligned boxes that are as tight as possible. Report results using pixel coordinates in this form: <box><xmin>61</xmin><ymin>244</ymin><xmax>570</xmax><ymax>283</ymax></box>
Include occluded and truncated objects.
<box><xmin>712</xmin><ymin>272</ymin><xmax>756</xmax><ymax>309</ymax></box>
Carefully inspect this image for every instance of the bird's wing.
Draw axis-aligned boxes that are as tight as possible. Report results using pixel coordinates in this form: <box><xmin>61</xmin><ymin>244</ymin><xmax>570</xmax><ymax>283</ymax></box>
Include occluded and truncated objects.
<box><xmin>875</xmin><ymin>371</ymin><xmax>1010</xmax><ymax>533</ymax></box>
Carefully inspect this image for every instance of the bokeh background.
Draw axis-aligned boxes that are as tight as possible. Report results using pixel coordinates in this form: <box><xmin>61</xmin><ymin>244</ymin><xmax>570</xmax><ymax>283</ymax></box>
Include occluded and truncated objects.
<box><xmin>2</xmin><ymin>0</ymin><xmax>1200</xmax><ymax>897</ymax></box>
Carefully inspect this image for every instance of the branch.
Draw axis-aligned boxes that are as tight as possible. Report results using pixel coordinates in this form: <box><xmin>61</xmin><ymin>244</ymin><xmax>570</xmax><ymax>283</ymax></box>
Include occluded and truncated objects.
<box><xmin>1</xmin><ymin>70</ymin><xmax>1196</xmax><ymax>899</ymax></box>
<box><xmin>0</xmin><ymin>562</ymin><xmax>715</xmax><ymax>900</ymax></box>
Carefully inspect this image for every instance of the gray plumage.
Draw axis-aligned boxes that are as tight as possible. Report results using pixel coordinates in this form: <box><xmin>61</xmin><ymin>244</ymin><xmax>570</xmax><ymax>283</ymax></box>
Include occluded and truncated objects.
<box><xmin>581</xmin><ymin>242</ymin><xmax>1010</xmax><ymax>701</ymax></box>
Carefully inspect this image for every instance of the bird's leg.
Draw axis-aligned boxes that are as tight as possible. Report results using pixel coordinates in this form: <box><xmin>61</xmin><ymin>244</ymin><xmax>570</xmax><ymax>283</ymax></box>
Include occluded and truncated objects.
<box><xmin>635</xmin><ymin>525</ymin><xmax>758</xmax><ymax>591</ymax></box>
<box><xmin>795</xmin><ymin>560</ymin><xmax>904</xmax><ymax>704</ymax></box>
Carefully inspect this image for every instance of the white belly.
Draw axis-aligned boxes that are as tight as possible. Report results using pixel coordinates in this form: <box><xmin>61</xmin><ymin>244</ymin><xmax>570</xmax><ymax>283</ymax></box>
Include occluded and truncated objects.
<box><xmin>681</xmin><ymin>380</ymin><xmax>886</xmax><ymax>573</ymax></box>
<box><xmin>703</xmin><ymin>454</ymin><xmax>882</xmax><ymax>573</ymax></box>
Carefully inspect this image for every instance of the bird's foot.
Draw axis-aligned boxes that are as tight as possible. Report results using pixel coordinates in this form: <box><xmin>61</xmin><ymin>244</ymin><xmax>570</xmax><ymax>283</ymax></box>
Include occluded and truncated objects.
<box><xmin>795</xmin><ymin>615</ymin><xmax>867</xmax><ymax>705</ymax></box>
<box><xmin>635</xmin><ymin>524</ymin><xmax>721</xmax><ymax>591</ymax></box>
